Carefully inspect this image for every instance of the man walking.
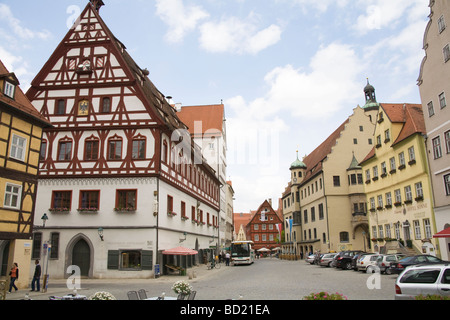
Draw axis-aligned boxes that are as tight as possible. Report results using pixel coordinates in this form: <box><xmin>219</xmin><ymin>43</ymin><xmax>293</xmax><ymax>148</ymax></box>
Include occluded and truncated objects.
<box><xmin>31</xmin><ymin>260</ymin><xmax>41</xmax><ymax>292</ymax></box>
<box><xmin>225</xmin><ymin>252</ymin><xmax>231</xmax><ymax>266</ymax></box>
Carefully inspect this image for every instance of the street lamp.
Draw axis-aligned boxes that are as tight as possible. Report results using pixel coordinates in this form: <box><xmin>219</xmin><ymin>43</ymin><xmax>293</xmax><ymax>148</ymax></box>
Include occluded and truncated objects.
<box><xmin>98</xmin><ymin>228</ymin><xmax>104</xmax><ymax>241</ymax></box>
<box><xmin>41</xmin><ymin>213</ymin><xmax>49</xmax><ymax>228</ymax></box>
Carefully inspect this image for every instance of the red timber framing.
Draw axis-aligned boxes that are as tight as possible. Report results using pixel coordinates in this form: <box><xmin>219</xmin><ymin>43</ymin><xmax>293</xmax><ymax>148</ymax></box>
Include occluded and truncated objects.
<box><xmin>26</xmin><ymin>1</ymin><xmax>220</xmax><ymax>210</ymax></box>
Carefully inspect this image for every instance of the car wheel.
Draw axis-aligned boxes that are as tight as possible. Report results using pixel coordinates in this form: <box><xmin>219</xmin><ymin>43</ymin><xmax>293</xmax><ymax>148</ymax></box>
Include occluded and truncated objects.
<box><xmin>385</xmin><ymin>268</ymin><xmax>392</xmax><ymax>275</ymax></box>
<box><xmin>366</xmin><ymin>266</ymin><xmax>374</xmax><ymax>273</ymax></box>
<box><xmin>345</xmin><ymin>262</ymin><xmax>352</xmax><ymax>270</ymax></box>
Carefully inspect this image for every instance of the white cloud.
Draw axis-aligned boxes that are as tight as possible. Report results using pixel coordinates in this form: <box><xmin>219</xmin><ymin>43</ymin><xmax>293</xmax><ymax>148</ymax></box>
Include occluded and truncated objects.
<box><xmin>227</xmin><ymin>42</ymin><xmax>363</xmax><ymax>120</ymax></box>
<box><xmin>198</xmin><ymin>14</ymin><xmax>282</xmax><ymax>55</ymax></box>
<box><xmin>155</xmin><ymin>0</ymin><xmax>209</xmax><ymax>43</ymax></box>
<box><xmin>354</xmin><ymin>0</ymin><xmax>426</xmax><ymax>35</ymax></box>
<box><xmin>0</xmin><ymin>4</ymin><xmax>51</xmax><ymax>40</ymax></box>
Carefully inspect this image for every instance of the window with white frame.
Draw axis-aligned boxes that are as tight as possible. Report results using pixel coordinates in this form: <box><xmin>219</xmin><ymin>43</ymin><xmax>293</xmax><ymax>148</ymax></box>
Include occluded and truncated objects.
<box><xmin>372</xmin><ymin>226</ymin><xmax>377</xmax><ymax>239</ymax></box>
<box><xmin>432</xmin><ymin>136</ymin><xmax>442</xmax><ymax>159</ymax></box>
<box><xmin>10</xmin><ymin>134</ymin><xmax>27</xmax><ymax>161</ymax></box>
<box><xmin>413</xmin><ymin>220</ymin><xmax>421</xmax><ymax>239</ymax></box>
<box><xmin>395</xmin><ymin>189</ymin><xmax>402</xmax><ymax>204</ymax></box>
<box><xmin>444</xmin><ymin>174</ymin><xmax>450</xmax><ymax>196</ymax></box>
<box><xmin>428</xmin><ymin>101</ymin><xmax>435</xmax><ymax>117</ymax></box>
<box><xmin>395</xmin><ymin>223</ymin><xmax>401</xmax><ymax>240</ymax></box>
<box><xmin>415</xmin><ymin>182</ymin><xmax>423</xmax><ymax>199</ymax></box>
<box><xmin>378</xmin><ymin>225</ymin><xmax>384</xmax><ymax>239</ymax></box>
<box><xmin>424</xmin><ymin>219</ymin><xmax>432</xmax><ymax>239</ymax></box>
<box><xmin>405</xmin><ymin>186</ymin><xmax>413</xmax><ymax>202</ymax></box>
<box><xmin>386</xmin><ymin>192</ymin><xmax>392</xmax><ymax>206</ymax></box>
<box><xmin>408</xmin><ymin>146</ymin><xmax>416</xmax><ymax>162</ymax></box>
<box><xmin>445</xmin><ymin>130</ymin><xmax>450</xmax><ymax>154</ymax></box>
<box><xmin>370</xmin><ymin>197</ymin><xmax>376</xmax><ymax>210</ymax></box>
<box><xmin>438</xmin><ymin>15</ymin><xmax>446</xmax><ymax>33</ymax></box>
<box><xmin>377</xmin><ymin>195</ymin><xmax>383</xmax><ymax>208</ymax></box>
<box><xmin>399</xmin><ymin>152</ymin><xmax>406</xmax><ymax>167</ymax></box>
<box><xmin>385</xmin><ymin>224</ymin><xmax>392</xmax><ymax>239</ymax></box>
<box><xmin>4</xmin><ymin>183</ymin><xmax>22</xmax><ymax>209</ymax></box>
<box><xmin>439</xmin><ymin>92</ymin><xmax>447</xmax><ymax>109</ymax></box>
<box><xmin>3</xmin><ymin>81</ymin><xmax>15</xmax><ymax>99</ymax></box>
<box><xmin>390</xmin><ymin>157</ymin><xmax>396</xmax><ymax>172</ymax></box>
<box><xmin>444</xmin><ymin>44</ymin><xmax>450</xmax><ymax>63</ymax></box>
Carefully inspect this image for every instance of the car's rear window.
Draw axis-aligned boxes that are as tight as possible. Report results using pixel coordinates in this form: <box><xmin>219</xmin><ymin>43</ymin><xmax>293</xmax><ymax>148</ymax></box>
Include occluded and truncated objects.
<box><xmin>400</xmin><ymin>269</ymin><xmax>441</xmax><ymax>284</ymax></box>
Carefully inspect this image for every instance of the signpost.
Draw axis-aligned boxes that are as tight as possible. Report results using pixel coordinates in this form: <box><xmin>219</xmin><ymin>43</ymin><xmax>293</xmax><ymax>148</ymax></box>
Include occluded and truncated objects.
<box><xmin>42</xmin><ymin>242</ymin><xmax>51</xmax><ymax>293</ymax></box>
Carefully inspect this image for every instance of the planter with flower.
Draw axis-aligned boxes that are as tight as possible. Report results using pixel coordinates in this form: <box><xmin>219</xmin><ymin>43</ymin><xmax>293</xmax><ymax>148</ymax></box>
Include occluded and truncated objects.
<box><xmin>167</xmin><ymin>211</ymin><xmax>177</xmax><ymax>217</ymax></box>
<box><xmin>88</xmin><ymin>291</ymin><xmax>116</xmax><ymax>300</ymax></box>
<box><xmin>49</xmin><ymin>207</ymin><xmax>70</xmax><ymax>213</ymax></box>
<box><xmin>114</xmin><ymin>207</ymin><xmax>136</xmax><ymax>213</ymax></box>
<box><xmin>303</xmin><ymin>292</ymin><xmax>347</xmax><ymax>300</ymax></box>
<box><xmin>172</xmin><ymin>280</ymin><xmax>193</xmax><ymax>296</ymax></box>
<box><xmin>77</xmin><ymin>207</ymin><xmax>98</xmax><ymax>213</ymax></box>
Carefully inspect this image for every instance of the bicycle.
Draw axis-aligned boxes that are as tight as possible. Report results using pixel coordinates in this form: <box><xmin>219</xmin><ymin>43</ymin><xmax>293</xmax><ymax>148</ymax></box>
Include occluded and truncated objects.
<box><xmin>207</xmin><ymin>258</ymin><xmax>221</xmax><ymax>270</ymax></box>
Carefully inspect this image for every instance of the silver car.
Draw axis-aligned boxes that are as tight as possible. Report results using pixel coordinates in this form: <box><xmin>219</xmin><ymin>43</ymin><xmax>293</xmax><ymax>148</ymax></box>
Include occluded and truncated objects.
<box><xmin>395</xmin><ymin>264</ymin><xmax>450</xmax><ymax>300</ymax></box>
<box><xmin>319</xmin><ymin>253</ymin><xmax>338</xmax><ymax>267</ymax></box>
<box><xmin>376</xmin><ymin>254</ymin><xmax>407</xmax><ymax>274</ymax></box>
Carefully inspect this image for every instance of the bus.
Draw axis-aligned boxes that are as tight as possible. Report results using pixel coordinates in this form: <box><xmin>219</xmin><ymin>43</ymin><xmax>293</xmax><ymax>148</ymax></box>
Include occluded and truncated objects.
<box><xmin>230</xmin><ymin>241</ymin><xmax>255</xmax><ymax>265</ymax></box>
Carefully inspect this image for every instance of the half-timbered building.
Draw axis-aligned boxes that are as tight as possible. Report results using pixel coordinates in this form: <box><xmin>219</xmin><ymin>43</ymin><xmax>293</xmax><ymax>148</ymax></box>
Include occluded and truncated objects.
<box><xmin>0</xmin><ymin>59</ymin><xmax>52</xmax><ymax>288</ymax></box>
<box><xmin>26</xmin><ymin>1</ymin><xmax>220</xmax><ymax>279</ymax></box>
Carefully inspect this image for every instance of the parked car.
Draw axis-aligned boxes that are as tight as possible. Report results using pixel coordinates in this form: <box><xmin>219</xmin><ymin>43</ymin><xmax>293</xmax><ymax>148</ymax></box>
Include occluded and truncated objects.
<box><xmin>377</xmin><ymin>254</ymin><xmax>407</xmax><ymax>274</ymax></box>
<box><xmin>389</xmin><ymin>255</ymin><xmax>448</xmax><ymax>274</ymax></box>
<box><xmin>356</xmin><ymin>253</ymin><xmax>380</xmax><ymax>272</ymax></box>
<box><xmin>319</xmin><ymin>253</ymin><xmax>338</xmax><ymax>267</ymax></box>
<box><xmin>305</xmin><ymin>254</ymin><xmax>315</xmax><ymax>264</ymax></box>
<box><xmin>352</xmin><ymin>252</ymin><xmax>371</xmax><ymax>271</ymax></box>
<box><xmin>395</xmin><ymin>263</ymin><xmax>450</xmax><ymax>300</ymax></box>
<box><xmin>335</xmin><ymin>250</ymin><xmax>364</xmax><ymax>270</ymax></box>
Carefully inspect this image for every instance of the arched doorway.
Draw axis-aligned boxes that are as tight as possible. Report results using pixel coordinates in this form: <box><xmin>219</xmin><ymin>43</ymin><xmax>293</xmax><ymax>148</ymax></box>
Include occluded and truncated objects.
<box><xmin>72</xmin><ymin>239</ymin><xmax>90</xmax><ymax>277</ymax></box>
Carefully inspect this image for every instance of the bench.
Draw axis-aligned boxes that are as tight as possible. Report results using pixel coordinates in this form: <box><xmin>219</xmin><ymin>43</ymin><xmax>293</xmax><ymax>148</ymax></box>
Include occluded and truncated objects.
<box><xmin>165</xmin><ymin>264</ymin><xmax>183</xmax><ymax>275</ymax></box>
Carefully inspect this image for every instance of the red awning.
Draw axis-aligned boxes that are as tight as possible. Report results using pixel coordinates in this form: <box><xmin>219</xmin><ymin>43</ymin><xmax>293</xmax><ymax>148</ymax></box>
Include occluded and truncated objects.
<box><xmin>433</xmin><ymin>227</ymin><xmax>450</xmax><ymax>238</ymax></box>
<box><xmin>162</xmin><ymin>246</ymin><xmax>198</xmax><ymax>255</ymax></box>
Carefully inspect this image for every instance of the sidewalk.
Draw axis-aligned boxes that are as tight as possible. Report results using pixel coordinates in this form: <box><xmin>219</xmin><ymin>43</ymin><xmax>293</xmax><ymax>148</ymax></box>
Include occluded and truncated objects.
<box><xmin>4</xmin><ymin>262</ymin><xmax>227</xmax><ymax>300</ymax></box>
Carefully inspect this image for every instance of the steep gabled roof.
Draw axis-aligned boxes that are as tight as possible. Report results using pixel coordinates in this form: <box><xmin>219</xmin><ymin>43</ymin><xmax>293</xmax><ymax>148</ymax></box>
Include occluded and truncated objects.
<box><xmin>300</xmin><ymin>118</ymin><xmax>350</xmax><ymax>184</ymax></box>
<box><xmin>381</xmin><ymin>103</ymin><xmax>425</xmax><ymax>146</ymax></box>
<box><xmin>26</xmin><ymin>1</ymin><xmax>185</xmax><ymax>132</ymax></box>
<box><xmin>0</xmin><ymin>60</ymin><xmax>52</xmax><ymax>127</ymax></box>
<box><xmin>177</xmin><ymin>104</ymin><xmax>224</xmax><ymax>136</ymax></box>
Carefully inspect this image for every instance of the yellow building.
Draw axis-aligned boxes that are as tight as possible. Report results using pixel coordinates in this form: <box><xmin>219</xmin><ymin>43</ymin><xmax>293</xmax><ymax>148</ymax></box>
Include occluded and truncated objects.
<box><xmin>0</xmin><ymin>60</ymin><xmax>51</xmax><ymax>290</ymax></box>
<box><xmin>360</xmin><ymin>103</ymin><xmax>439</xmax><ymax>257</ymax></box>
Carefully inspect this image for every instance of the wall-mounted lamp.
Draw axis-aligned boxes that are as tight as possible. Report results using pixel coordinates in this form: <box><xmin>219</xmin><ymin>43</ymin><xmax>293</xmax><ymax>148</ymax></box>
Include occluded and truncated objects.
<box><xmin>179</xmin><ymin>232</ymin><xmax>187</xmax><ymax>243</ymax></box>
<box><xmin>41</xmin><ymin>213</ymin><xmax>49</xmax><ymax>228</ymax></box>
<box><xmin>98</xmin><ymin>227</ymin><xmax>104</xmax><ymax>241</ymax></box>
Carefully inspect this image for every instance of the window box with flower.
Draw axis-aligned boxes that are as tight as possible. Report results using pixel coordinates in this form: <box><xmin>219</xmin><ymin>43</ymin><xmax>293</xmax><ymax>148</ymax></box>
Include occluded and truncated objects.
<box><xmin>49</xmin><ymin>207</ymin><xmax>70</xmax><ymax>213</ymax></box>
<box><xmin>114</xmin><ymin>207</ymin><xmax>136</xmax><ymax>213</ymax></box>
<box><xmin>181</xmin><ymin>215</ymin><xmax>189</xmax><ymax>221</ymax></box>
<box><xmin>77</xmin><ymin>207</ymin><xmax>98</xmax><ymax>213</ymax></box>
<box><xmin>167</xmin><ymin>211</ymin><xmax>177</xmax><ymax>217</ymax></box>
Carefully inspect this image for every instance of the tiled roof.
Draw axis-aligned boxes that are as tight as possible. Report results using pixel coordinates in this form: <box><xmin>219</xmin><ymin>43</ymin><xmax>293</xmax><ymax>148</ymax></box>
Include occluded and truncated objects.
<box><xmin>0</xmin><ymin>60</ymin><xmax>52</xmax><ymax>127</ymax></box>
<box><xmin>300</xmin><ymin>118</ymin><xmax>350</xmax><ymax>184</ymax></box>
<box><xmin>381</xmin><ymin>103</ymin><xmax>425</xmax><ymax>146</ymax></box>
<box><xmin>177</xmin><ymin>104</ymin><xmax>224</xmax><ymax>136</ymax></box>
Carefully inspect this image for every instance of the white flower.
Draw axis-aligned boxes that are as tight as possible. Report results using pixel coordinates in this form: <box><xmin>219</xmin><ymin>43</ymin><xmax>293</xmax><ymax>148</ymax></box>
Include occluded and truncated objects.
<box><xmin>171</xmin><ymin>280</ymin><xmax>193</xmax><ymax>295</ymax></box>
<box><xmin>88</xmin><ymin>291</ymin><xmax>116</xmax><ymax>300</ymax></box>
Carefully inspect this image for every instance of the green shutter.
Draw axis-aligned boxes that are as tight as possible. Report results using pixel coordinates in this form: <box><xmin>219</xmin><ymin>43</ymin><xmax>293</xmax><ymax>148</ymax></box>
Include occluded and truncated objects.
<box><xmin>107</xmin><ymin>250</ymin><xmax>119</xmax><ymax>270</ymax></box>
<box><xmin>141</xmin><ymin>250</ymin><xmax>153</xmax><ymax>270</ymax></box>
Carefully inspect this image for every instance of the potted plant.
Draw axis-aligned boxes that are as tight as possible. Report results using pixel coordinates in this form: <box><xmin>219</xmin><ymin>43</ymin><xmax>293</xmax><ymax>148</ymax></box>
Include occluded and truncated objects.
<box><xmin>303</xmin><ymin>292</ymin><xmax>347</xmax><ymax>300</ymax></box>
<box><xmin>172</xmin><ymin>280</ymin><xmax>192</xmax><ymax>296</ymax></box>
<box><xmin>88</xmin><ymin>291</ymin><xmax>116</xmax><ymax>300</ymax></box>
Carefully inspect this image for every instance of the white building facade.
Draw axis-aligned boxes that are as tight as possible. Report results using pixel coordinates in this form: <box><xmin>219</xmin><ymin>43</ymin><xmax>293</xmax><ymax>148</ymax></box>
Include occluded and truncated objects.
<box><xmin>27</xmin><ymin>1</ymin><xmax>220</xmax><ymax>279</ymax></box>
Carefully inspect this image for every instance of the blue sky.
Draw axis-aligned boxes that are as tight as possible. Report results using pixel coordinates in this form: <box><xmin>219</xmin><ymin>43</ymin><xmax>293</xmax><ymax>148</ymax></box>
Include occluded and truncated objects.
<box><xmin>0</xmin><ymin>0</ymin><xmax>429</xmax><ymax>213</ymax></box>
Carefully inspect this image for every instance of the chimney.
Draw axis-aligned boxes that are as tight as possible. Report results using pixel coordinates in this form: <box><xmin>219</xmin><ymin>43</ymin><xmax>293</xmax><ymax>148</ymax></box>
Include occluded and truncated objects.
<box><xmin>268</xmin><ymin>198</ymin><xmax>272</xmax><ymax>207</ymax></box>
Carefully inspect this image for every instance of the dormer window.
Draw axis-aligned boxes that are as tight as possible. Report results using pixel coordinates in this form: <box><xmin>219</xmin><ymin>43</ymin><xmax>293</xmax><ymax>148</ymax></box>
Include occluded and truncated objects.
<box><xmin>4</xmin><ymin>81</ymin><xmax>15</xmax><ymax>99</ymax></box>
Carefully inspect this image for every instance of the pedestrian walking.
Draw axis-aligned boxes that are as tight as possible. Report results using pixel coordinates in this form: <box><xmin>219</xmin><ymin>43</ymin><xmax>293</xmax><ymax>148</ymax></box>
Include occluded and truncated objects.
<box><xmin>225</xmin><ymin>252</ymin><xmax>230</xmax><ymax>266</ymax></box>
<box><xmin>31</xmin><ymin>260</ymin><xmax>41</xmax><ymax>292</ymax></box>
<box><xmin>8</xmin><ymin>262</ymin><xmax>19</xmax><ymax>293</ymax></box>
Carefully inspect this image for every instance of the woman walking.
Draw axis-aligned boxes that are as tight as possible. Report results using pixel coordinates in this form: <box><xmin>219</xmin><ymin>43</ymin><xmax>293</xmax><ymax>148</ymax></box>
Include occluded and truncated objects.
<box><xmin>9</xmin><ymin>262</ymin><xmax>19</xmax><ymax>293</ymax></box>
